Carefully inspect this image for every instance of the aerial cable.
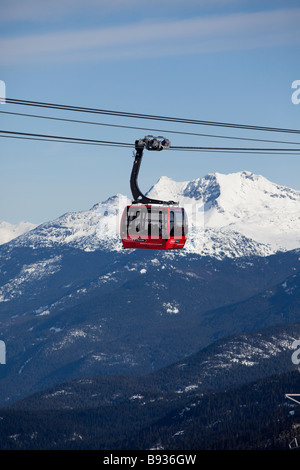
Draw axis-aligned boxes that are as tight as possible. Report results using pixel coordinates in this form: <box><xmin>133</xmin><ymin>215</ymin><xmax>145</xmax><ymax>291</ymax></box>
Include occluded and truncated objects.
<box><xmin>0</xmin><ymin>134</ymin><xmax>132</xmax><ymax>147</ymax></box>
<box><xmin>0</xmin><ymin>130</ymin><xmax>133</xmax><ymax>147</ymax></box>
<box><xmin>1</xmin><ymin>110</ymin><xmax>300</xmax><ymax>146</ymax></box>
<box><xmin>4</xmin><ymin>98</ymin><xmax>300</xmax><ymax>135</ymax></box>
<box><xmin>170</xmin><ymin>145</ymin><xmax>300</xmax><ymax>152</ymax></box>
<box><xmin>0</xmin><ymin>135</ymin><xmax>298</xmax><ymax>155</ymax></box>
<box><xmin>1</xmin><ymin>129</ymin><xmax>300</xmax><ymax>154</ymax></box>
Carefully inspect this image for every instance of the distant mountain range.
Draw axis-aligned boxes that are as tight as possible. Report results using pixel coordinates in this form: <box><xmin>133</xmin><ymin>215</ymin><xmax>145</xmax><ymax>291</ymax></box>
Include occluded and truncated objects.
<box><xmin>6</xmin><ymin>170</ymin><xmax>300</xmax><ymax>258</ymax></box>
<box><xmin>0</xmin><ymin>170</ymin><xmax>299</xmax><ymax>450</ymax></box>
<box><xmin>0</xmin><ymin>243</ymin><xmax>299</xmax><ymax>404</ymax></box>
<box><xmin>1</xmin><ymin>325</ymin><xmax>300</xmax><ymax>450</ymax></box>
<box><xmin>9</xmin><ymin>321</ymin><xmax>300</xmax><ymax>412</ymax></box>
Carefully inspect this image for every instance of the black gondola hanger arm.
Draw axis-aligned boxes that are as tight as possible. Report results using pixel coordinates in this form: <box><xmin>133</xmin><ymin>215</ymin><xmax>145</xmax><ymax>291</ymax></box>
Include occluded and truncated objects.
<box><xmin>130</xmin><ymin>136</ymin><xmax>177</xmax><ymax>205</ymax></box>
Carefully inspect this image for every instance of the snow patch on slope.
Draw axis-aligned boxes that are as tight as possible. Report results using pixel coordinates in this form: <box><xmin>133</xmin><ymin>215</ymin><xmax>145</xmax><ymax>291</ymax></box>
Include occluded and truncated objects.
<box><xmin>175</xmin><ymin>330</ymin><xmax>300</xmax><ymax>393</ymax></box>
<box><xmin>0</xmin><ymin>256</ymin><xmax>62</xmax><ymax>302</ymax></box>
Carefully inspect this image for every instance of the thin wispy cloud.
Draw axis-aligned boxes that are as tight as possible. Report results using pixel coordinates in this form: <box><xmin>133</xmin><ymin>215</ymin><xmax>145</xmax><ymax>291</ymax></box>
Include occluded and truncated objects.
<box><xmin>0</xmin><ymin>0</ymin><xmax>233</xmax><ymax>23</ymax></box>
<box><xmin>1</xmin><ymin>8</ymin><xmax>299</xmax><ymax>65</ymax></box>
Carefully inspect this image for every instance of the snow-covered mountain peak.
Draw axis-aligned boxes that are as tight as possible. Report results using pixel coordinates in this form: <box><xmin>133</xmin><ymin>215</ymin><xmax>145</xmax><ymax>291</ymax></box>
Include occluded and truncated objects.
<box><xmin>147</xmin><ymin>170</ymin><xmax>281</xmax><ymax>205</ymax></box>
<box><xmin>0</xmin><ymin>221</ymin><xmax>37</xmax><ymax>245</ymax></box>
<box><xmin>91</xmin><ymin>194</ymin><xmax>130</xmax><ymax>215</ymax></box>
<box><xmin>183</xmin><ymin>173</ymin><xmax>221</xmax><ymax>202</ymax></box>
<box><xmin>201</xmin><ymin>171</ymin><xmax>300</xmax><ymax>250</ymax></box>
<box><xmin>9</xmin><ymin>193</ymin><xmax>130</xmax><ymax>252</ymax></box>
<box><xmin>146</xmin><ymin>176</ymin><xmax>188</xmax><ymax>202</ymax></box>
<box><xmin>212</xmin><ymin>170</ymin><xmax>297</xmax><ymax>203</ymax></box>
<box><xmin>137</xmin><ymin>171</ymin><xmax>300</xmax><ymax>257</ymax></box>
<box><xmin>148</xmin><ymin>170</ymin><xmax>299</xmax><ymax>216</ymax></box>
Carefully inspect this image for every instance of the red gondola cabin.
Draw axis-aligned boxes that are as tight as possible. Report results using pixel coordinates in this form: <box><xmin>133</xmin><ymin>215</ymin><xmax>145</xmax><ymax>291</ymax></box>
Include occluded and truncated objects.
<box><xmin>121</xmin><ymin>204</ymin><xmax>187</xmax><ymax>250</ymax></box>
<box><xmin>120</xmin><ymin>136</ymin><xmax>188</xmax><ymax>250</ymax></box>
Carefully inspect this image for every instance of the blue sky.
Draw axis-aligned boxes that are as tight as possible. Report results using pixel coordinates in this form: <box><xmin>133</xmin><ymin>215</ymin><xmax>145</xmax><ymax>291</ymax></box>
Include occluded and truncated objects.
<box><xmin>0</xmin><ymin>0</ymin><xmax>299</xmax><ymax>224</ymax></box>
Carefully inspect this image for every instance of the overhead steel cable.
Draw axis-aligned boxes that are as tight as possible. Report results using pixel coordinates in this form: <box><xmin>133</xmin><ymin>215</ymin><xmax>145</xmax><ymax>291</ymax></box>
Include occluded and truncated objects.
<box><xmin>0</xmin><ymin>130</ymin><xmax>133</xmax><ymax>148</ymax></box>
<box><xmin>4</xmin><ymin>97</ymin><xmax>300</xmax><ymax>135</ymax></box>
<box><xmin>170</xmin><ymin>145</ymin><xmax>300</xmax><ymax>151</ymax></box>
<box><xmin>170</xmin><ymin>146</ymin><xmax>300</xmax><ymax>152</ymax></box>
<box><xmin>1</xmin><ymin>110</ymin><xmax>300</xmax><ymax>146</ymax></box>
<box><xmin>1</xmin><ymin>135</ymin><xmax>298</xmax><ymax>155</ymax></box>
<box><xmin>1</xmin><ymin>129</ymin><xmax>300</xmax><ymax>154</ymax></box>
<box><xmin>0</xmin><ymin>134</ymin><xmax>132</xmax><ymax>148</ymax></box>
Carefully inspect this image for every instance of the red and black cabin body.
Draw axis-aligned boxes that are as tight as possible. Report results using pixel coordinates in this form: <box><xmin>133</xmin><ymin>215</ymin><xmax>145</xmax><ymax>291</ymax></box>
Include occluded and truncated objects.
<box><xmin>121</xmin><ymin>204</ymin><xmax>187</xmax><ymax>250</ymax></box>
<box><xmin>120</xmin><ymin>136</ymin><xmax>188</xmax><ymax>251</ymax></box>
